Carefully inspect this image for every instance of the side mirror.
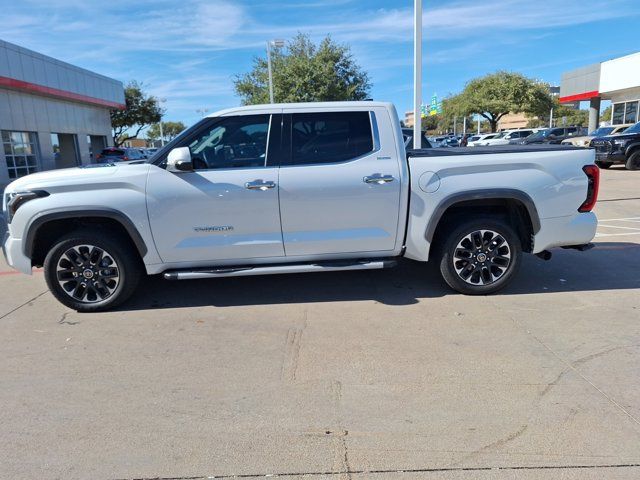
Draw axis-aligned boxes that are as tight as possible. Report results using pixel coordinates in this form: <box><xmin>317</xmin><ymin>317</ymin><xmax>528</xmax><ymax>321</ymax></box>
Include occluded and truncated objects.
<box><xmin>166</xmin><ymin>147</ymin><xmax>193</xmax><ymax>173</ymax></box>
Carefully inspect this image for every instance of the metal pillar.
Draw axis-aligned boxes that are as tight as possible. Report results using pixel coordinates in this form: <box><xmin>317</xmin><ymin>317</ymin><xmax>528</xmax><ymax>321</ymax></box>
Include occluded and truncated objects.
<box><xmin>267</xmin><ymin>41</ymin><xmax>274</xmax><ymax>104</ymax></box>
<box><xmin>413</xmin><ymin>0</ymin><xmax>422</xmax><ymax>149</ymax></box>
<box><xmin>589</xmin><ymin>97</ymin><xmax>601</xmax><ymax>133</ymax></box>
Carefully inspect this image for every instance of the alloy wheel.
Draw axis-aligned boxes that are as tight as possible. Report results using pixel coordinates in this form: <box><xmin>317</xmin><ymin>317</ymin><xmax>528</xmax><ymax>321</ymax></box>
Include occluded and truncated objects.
<box><xmin>452</xmin><ymin>229</ymin><xmax>512</xmax><ymax>285</ymax></box>
<box><xmin>55</xmin><ymin>245</ymin><xmax>120</xmax><ymax>303</ymax></box>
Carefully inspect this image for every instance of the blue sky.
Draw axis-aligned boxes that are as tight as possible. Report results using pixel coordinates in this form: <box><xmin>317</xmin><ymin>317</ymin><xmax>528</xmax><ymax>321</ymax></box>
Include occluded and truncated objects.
<box><xmin>3</xmin><ymin>0</ymin><xmax>640</xmax><ymax>127</ymax></box>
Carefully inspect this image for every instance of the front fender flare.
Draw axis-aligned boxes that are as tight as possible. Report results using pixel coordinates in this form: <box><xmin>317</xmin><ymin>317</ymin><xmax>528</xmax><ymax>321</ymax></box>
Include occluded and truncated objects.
<box><xmin>24</xmin><ymin>208</ymin><xmax>148</xmax><ymax>259</ymax></box>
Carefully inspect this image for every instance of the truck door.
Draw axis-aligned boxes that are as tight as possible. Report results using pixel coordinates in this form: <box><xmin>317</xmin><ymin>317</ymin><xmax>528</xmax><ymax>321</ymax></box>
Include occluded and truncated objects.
<box><xmin>277</xmin><ymin>108</ymin><xmax>402</xmax><ymax>256</ymax></box>
<box><xmin>146</xmin><ymin>113</ymin><xmax>285</xmax><ymax>263</ymax></box>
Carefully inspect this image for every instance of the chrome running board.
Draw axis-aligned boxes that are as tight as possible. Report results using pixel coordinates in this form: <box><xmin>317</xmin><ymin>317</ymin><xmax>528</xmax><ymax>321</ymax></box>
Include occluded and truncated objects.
<box><xmin>163</xmin><ymin>259</ymin><xmax>397</xmax><ymax>280</ymax></box>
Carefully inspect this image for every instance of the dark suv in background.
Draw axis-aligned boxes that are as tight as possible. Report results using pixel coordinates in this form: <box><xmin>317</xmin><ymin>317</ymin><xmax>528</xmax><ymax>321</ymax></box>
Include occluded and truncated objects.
<box><xmin>516</xmin><ymin>126</ymin><xmax>586</xmax><ymax>145</ymax></box>
<box><xmin>591</xmin><ymin>121</ymin><xmax>640</xmax><ymax>170</ymax></box>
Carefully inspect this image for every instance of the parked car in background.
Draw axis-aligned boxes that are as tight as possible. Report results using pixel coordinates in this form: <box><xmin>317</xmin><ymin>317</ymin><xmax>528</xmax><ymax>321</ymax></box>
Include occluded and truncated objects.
<box><xmin>467</xmin><ymin>133</ymin><xmax>500</xmax><ymax>147</ymax></box>
<box><xmin>591</xmin><ymin>121</ymin><xmax>640</xmax><ymax>169</ymax></box>
<box><xmin>96</xmin><ymin>147</ymin><xmax>147</xmax><ymax>164</ymax></box>
<box><xmin>483</xmin><ymin>129</ymin><xmax>537</xmax><ymax>146</ymax></box>
<box><xmin>518</xmin><ymin>127</ymin><xmax>587</xmax><ymax>145</ymax></box>
<box><xmin>442</xmin><ymin>136</ymin><xmax>459</xmax><ymax>147</ymax></box>
<box><xmin>402</xmin><ymin>128</ymin><xmax>432</xmax><ymax>149</ymax></box>
<box><xmin>562</xmin><ymin>124</ymin><xmax>632</xmax><ymax>147</ymax></box>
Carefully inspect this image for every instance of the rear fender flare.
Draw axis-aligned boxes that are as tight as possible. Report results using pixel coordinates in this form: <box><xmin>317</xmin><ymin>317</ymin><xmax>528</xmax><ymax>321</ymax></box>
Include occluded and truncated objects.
<box><xmin>424</xmin><ymin>188</ymin><xmax>541</xmax><ymax>244</ymax></box>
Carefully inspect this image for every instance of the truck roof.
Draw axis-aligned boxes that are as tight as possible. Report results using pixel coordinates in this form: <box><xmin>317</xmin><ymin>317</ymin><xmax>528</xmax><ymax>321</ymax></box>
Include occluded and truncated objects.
<box><xmin>208</xmin><ymin>101</ymin><xmax>394</xmax><ymax>117</ymax></box>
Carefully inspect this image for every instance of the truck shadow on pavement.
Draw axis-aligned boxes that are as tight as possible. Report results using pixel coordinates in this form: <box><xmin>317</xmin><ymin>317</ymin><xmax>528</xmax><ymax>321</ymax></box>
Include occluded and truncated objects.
<box><xmin>122</xmin><ymin>242</ymin><xmax>640</xmax><ymax>310</ymax></box>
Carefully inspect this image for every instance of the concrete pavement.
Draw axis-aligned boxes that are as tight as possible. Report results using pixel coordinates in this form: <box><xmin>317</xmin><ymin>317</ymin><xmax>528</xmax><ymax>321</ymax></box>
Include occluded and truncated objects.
<box><xmin>0</xmin><ymin>167</ymin><xmax>638</xmax><ymax>480</ymax></box>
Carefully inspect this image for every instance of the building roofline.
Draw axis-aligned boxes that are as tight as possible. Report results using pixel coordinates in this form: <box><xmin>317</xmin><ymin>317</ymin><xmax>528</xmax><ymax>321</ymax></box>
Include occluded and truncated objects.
<box><xmin>0</xmin><ymin>38</ymin><xmax>123</xmax><ymax>87</ymax></box>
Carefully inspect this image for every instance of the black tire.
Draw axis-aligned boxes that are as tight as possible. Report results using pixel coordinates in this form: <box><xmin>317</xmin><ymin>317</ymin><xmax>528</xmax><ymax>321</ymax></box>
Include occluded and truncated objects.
<box><xmin>625</xmin><ymin>151</ymin><xmax>640</xmax><ymax>170</ymax></box>
<box><xmin>44</xmin><ymin>229</ymin><xmax>142</xmax><ymax>312</ymax></box>
<box><xmin>595</xmin><ymin>161</ymin><xmax>612</xmax><ymax>169</ymax></box>
<box><xmin>438</xmin><ymin>217</ymin><xmax>522</xmax><ymax>295</ymax></box>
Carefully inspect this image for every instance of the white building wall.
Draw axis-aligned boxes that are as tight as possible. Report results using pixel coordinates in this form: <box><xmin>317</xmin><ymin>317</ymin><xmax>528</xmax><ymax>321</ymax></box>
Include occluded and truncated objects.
<box><xmin>600</xmin><ymin>52</ymin><xmax>640</xmax><ymax>95</ymax></box>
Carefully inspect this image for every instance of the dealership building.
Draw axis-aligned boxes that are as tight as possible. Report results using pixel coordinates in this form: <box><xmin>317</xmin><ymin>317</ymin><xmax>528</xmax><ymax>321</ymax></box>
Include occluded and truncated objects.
<box><xmin>0</xmin><ymin>39</ymin><xmax>124</xmax><ymax>188</ymax></box>
<box><xmin>560</xmin><ymin>51</ymin><xmax>640</xmax><ymax>132</ymax></box>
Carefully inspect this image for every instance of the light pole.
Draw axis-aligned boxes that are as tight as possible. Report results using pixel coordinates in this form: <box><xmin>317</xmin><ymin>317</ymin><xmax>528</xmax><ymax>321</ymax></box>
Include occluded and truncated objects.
<box><xmin>267</xmin><ymin>39</ymin><xmax>285</xmax><ymax>103</ymax></box>
<box><xmin>158</xmin><ymin>97</ymin><xmax>167</xmax><ymax>147</ymax></box>
<box><xmin>413</xmin><ymin>0</ymin><xmax>422</xmax><ymax>149</ymax></box>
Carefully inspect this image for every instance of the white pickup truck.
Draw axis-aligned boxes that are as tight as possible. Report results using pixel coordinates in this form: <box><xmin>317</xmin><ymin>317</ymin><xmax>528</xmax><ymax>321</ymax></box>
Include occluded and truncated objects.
<box><xmin>3</xmin><ymin>101</ymin><xmax>599</xmax><ymax>311</ymax></box>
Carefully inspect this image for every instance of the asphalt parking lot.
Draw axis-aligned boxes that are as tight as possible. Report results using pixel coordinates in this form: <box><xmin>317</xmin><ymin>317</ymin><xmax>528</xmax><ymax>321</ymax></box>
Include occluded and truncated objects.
<box><xmin>0</xmin><ymin>167</ymin><xmax>639</xmax><ymax>480</ymax></box>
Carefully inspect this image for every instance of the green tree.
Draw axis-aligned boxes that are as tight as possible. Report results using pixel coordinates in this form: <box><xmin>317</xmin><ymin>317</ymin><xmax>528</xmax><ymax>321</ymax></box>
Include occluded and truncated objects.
<box><xmin>527</xmin><ymin>98</ymin><xmax>589</xmax><ymax>128</ymax></box>
<box><xmin>111</xmin><ymin>81</ymin><xmax>163</xmax><ymax>146</ymax></box>
<box><xmin>147</xmin><ymin>121</ymin><xmax>187</xmax><ymax>143</ymax></box>
<box><xmin>601</xmin><ymin>105</ymin><xmax>612</xmax><ymax>123</ymax></box>
<box><xmin>234</xmin><ymin>33</ymin><xmax>371</xmax><ymax>105</ymax></box>
<box><xmin>446</xmin><ymin>72</ymin><xmax>554</xmax><ymax>132</ymax></box>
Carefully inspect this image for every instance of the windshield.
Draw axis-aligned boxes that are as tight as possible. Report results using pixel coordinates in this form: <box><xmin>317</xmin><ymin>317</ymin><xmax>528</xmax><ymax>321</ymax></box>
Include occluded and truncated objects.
<box><xmin>623</xmin><ymin>122</ymin><xmax>640</xmax><ymax>134</ymax></box>
<box><xmin>589</xmin><ymin>127</ymin><xmax>614</xmax><ymax>136</ymax></box>
<box><xmin>526</xmin><ymin>129</ymin><xmax>549</xmax><ymax>141</ymax></box>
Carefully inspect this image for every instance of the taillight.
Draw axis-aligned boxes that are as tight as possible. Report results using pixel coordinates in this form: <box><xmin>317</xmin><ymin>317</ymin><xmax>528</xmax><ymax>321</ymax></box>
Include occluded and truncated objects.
<box><xmin>122</xmin><ymin>156</ymin><xmax>129</xmax><ymax>160</ymax></box>
<box><xmin>579</xmin><ymin>165</ymin><xmax>599</xmax><ymax>212</ymax></box>
<box><xmin>96</xmin><ymin>153</ymin><xmax>102</xmax><ymax>159</ymax></box>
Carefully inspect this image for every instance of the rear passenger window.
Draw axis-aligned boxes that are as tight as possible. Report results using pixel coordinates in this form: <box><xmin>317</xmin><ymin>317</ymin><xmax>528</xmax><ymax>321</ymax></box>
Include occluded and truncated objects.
<box><xmin>290</xmin><ymin>111</ymin><xmax>373</xmax><ymax>165</ymax></box>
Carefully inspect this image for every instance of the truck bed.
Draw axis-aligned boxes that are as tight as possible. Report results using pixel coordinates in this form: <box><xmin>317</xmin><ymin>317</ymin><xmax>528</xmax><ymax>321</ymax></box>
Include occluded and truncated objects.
<box><xmin>407</xmin><ymin>144</ymin><xmax>585</xmax><ymax>158</ymax></box>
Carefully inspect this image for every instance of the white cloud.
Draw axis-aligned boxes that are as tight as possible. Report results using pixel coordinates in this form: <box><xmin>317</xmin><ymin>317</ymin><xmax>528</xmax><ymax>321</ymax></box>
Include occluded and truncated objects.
<box><xmin>3</xmin><ymin>0</ymin><xmax>639</xmax><ymax>124</ymax></box>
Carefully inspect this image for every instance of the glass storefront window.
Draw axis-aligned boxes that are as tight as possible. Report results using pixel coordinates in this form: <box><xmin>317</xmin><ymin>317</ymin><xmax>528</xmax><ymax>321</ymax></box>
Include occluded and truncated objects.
<box><xmin>612</xmin><ymin>103</ymin><xmax>625</xmax><ymax>125</ymax></box>
<box><xmin>612</xmin><ymin>101</ymin><xmax>640</xmax><ymax>125</ymax></box>
<box><xmin>2</xmin><ymin>131</ymin><xmax>39</xmax><ymax>179</ymax></box>
<box><xmin>624</xmin><ymin>101</ymin><xmax>638</xmax><ymax>125</ymax></box>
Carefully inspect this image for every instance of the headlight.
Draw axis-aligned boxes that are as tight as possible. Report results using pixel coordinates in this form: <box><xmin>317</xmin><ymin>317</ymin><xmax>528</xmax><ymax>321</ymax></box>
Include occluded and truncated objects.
<box><xmin>4</xmin><ymin>190</ymin><xmax>49</xmax><ymax>223</ymax></box>
<box><xmin>613</xmin><ymin>139</ymin><xmax>627</xmax><ymax>146</ymax></box>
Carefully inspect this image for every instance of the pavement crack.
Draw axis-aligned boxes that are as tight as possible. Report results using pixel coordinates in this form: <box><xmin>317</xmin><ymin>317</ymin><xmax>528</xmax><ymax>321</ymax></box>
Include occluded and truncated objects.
<box><xmin>538</xmin><ymin>368</ymin><xmax>568</xmax><ymax>399</ymax></box>
<box><xmin>573</xmin><ymin>345</ymin><xmax>634</xmax><ymax>367</ymax></box>
<box><xmin>0</xmin><ymin>290</ymin><xmax>48</xmax><ymax>321</ymax></box>
<box><xmin>489</xmin><ymin>297</ymin><xmax>640</xmax><ymax>427</ymax></box>
<box><xmin>280</xmin><ymin>310</ymin><xmax>307</xmax><ymax>382</ymax></box>
<box><xmin>111</xmin><ymin>463</ymin><xmax>640</xmax><ymax>479</ymax></box>
<box><xmin>451</xmin><ymin>424</ymin><xmax>528</xmax><ymax>467</ymax></box>
<box><xmin>58</xmin><ymin>312</ymin><xmax>80</xmax><ymax>325</ymax></box>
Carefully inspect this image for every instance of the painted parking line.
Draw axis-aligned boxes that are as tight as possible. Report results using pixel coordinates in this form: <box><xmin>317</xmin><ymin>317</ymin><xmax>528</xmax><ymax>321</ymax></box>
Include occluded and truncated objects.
<box><xmin>596</xmin><ymin>217</ymin><xmax>640</xmax><ymax>238</ymax></box>
<box><xmin>597</xmin><ymin>224</ymin><xmax>640</xmax><ymax>230</ymax></box>
<box><xmin>598</xmin><ymin>217</ymin><xmax>640</xmax><ymax>222</ymax></box>
<box><xmin>0</xmin><ymin>268</ymin><xmax>42</xmax><ymax>276</ymax></box>
<box><xmin>595</xmin><ymin>232</ymin><xmax>640</xmax><ymax>237</ymax></box>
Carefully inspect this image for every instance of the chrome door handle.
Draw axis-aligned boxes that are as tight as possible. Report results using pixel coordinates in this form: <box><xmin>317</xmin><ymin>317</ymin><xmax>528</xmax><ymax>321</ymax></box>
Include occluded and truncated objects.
<box><xmin>245</xmin><ymin>180</ymin><xmax>276</xmax><ymax>190</ymax></box>
<box><xmin>364</xmin><ymin>175</ymin><xmax>395</xmax><ymax>185</ymax></box>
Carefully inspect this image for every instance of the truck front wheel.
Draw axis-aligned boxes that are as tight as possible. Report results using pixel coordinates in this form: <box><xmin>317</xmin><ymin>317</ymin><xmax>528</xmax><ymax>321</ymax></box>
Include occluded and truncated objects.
<box><xmin>626</xmin><ymin>151</ymin><xmax>640</xmax><ymax>170</ymax></box>
<box><xmin>44</xmin><ymin>230</ymin><xmax>142</xmax><ymax>312</ymax></box>
<box><xmin>438</xmin><ymin>218</ymin><xmax>522</xmax><ymax>295</ymax></box>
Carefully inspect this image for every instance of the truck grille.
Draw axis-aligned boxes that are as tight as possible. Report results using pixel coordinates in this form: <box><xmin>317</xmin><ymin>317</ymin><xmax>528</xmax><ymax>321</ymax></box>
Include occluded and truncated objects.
<box><xmin>591</xmin><ymin>140</ymin><xmax>612</xmax><ymax>154</ymax></box>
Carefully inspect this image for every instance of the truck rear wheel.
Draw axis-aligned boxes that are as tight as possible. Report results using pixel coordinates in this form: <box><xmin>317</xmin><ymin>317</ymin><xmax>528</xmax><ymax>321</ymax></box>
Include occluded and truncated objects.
<box><xmin>44</xmin><ymin>230</ymin><xmax>142</xmax><ymax>312</ymax></box>
<box><xmin>438</xmin><ymin>217</ymin><xmax>522</xmax><ymax>295</ymax></box>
